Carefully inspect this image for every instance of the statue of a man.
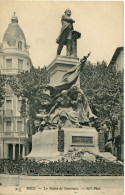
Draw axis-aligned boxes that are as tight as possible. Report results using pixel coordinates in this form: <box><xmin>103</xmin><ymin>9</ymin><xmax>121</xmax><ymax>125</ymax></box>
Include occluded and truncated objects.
<box><xmin>56</xmin><ymin>9</ymin><xmax>75</xmax><ymax>56</ymax></box>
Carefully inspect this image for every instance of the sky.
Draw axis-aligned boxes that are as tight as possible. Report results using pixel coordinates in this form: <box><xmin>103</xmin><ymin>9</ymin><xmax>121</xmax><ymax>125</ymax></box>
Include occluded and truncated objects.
<box><xmin>0</xmin><ymin>1</ymin><xmax>124</xmax><ymax>67</ymax></box>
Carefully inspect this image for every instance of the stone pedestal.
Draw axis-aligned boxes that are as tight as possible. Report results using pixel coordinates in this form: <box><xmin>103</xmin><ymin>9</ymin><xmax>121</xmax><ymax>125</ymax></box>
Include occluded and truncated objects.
<box><xmin>27</xmin><ymin>127</ymin><xmax>102</xmax><ymax>160</ymax></box>
<box><xmin>26</xmin><ymin>126</ymin><xmax>117</xmax><ymax>162</ymax></box>
<box><xmin>26</xmin><ymin>130</ymin><xmax>60</xmax><ymax>160</ymax></box>
<box><xmin>63</xmin><ymin>127</ymin><xmax>99</xmax><ymax>154</ymax></box>
<box><xmin>47</xmin><ymin>55</ymin><xmax>80</xmax><ymax>85</ymax></box>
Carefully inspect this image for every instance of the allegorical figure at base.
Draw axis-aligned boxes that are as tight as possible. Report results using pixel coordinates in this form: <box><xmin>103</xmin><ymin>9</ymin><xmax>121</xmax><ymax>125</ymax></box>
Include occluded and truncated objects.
<box><xmin>49</xmin><ymin>90</ymin><xmax>80</xmax><ymax>127</ymax></box>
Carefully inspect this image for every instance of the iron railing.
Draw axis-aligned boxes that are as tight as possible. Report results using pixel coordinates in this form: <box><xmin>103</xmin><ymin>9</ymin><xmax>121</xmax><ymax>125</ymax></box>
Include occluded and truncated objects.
<box><xmin>0</xmin><ymin>131</ymin><xmax>28</xmax><ymax>138</ymax></box>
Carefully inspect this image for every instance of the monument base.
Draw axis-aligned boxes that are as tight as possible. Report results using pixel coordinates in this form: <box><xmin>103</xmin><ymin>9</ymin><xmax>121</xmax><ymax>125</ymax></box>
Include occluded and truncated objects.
<box><xmin>26</xmin><ymin>127</ymin><xmax>116</xmax><ymax>162</ymax></box>
<box><xmin>27</xmin><ymin>130</ymin><xmax>61</xmax><ymax>161</ymax></box>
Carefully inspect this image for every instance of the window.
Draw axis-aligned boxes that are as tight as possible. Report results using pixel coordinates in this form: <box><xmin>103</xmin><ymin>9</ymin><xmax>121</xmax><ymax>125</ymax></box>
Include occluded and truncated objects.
<box><xmin>6</xmin><ymin>100</ymin><xmax>12</xmax><ymax>110</ymax></box>
<box><xmin>6</xmin><ymin>59</ymin><xmax>12</xmax><ymax>69</ymax></box>
<box><xmin>17</xmin><ymin>121</ymin><xmax>23</xmax><ymax>132</ymax></box>
<box><xmin>18</xmin><ymin>59</ymin><xmax>23</xmax><ymax>72</ymax></box>
<box><xmin>6</xmin><ymin>121</ymin><xmax>12</xmax><ymax>132</ymax></box>
<box><xmin>18</xmin><ymin>100</ymin><xmax>22</xmax><ymax>112</ymax></box>
<box><xmin>18</xmin><ymin>41</ymin><xmax>22</xmax><ymax>50</ymax></box>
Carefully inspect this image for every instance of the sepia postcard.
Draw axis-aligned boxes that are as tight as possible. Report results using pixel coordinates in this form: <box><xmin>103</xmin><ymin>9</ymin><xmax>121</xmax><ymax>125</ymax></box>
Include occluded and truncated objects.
<box><xmin>0</xmin><ymin>1</ymin><xmax>124</xmax><ymax>195</ymax></box>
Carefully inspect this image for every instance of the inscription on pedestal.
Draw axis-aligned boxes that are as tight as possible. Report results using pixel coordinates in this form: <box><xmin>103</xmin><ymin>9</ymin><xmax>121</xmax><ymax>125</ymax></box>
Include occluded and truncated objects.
<box><xmin>72</xmin><ymin>136</ymin><xmax>93</xmax><ymax>146</ymax></box>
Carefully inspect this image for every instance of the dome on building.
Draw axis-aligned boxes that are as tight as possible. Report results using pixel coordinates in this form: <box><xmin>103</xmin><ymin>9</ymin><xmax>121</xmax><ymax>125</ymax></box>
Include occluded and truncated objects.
<box><xmin>11</xmin><ymin>12</ymin><xmax>18</xmax><ymax>23</ymax></box>
<box><xmin>3</xmin><ymin>12</ymin><xmax>26</xmax><ymax>46</ymax></box>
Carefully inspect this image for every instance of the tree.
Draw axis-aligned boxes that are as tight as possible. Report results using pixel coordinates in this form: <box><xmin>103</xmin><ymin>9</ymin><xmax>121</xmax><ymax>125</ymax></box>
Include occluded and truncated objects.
<box><xmin>80</xmin><ymin>61</ymin><xmax>123</xmax><ymax>130</ymax></box>
<box><xmin>8</xmin><ymin>66</ymin><xmax>51</xmax><ymax>134</ymax></box>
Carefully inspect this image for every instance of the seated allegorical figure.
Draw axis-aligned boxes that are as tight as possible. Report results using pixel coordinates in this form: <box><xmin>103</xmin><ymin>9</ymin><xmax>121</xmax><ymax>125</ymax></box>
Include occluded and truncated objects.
<box><xmin>71</xmin><ymin>92</ymin><xmax>89</xmax><ymax>124</ymax></box>
<box><xmin>49</xmin><ymin>90</ymin><xmax>80</xmax><ymax>127</ymax></box>
<box><xmin>35</xmin><ymin>84</ymin><xmax>96</xmax><ymax>130</ymax></box>
<box><xmin>68</xmin><ymin>85</ymin><xmax>97</xmax><ymax>125</ymax></box>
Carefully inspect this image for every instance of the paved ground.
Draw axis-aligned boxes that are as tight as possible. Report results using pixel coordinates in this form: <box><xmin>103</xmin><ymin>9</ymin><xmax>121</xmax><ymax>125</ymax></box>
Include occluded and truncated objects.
<box><xmin>0</xmin><ymin>175</ymin><xmax>124</xmax><ymax>195</ymax></box>
<box><xmin>0</xmin><ymin>186</ymin><xmax>124</xmax><ymax>195</ymax></box>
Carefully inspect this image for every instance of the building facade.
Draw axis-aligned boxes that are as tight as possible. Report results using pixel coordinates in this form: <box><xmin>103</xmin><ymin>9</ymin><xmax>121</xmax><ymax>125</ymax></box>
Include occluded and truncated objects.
<box><xmin>109</xmin><ymin>46</ymin><xmax>124</xmax><ymax>162</ymax></box>
<box><xmin>109</xmin><ymin>47</ymin><xmax>124</xmax><ymax>72</ymax></box>
<box><xmin>0</xmin><ymin>13</ymin><xmax>32</xmax><ymax>160</ymax></box>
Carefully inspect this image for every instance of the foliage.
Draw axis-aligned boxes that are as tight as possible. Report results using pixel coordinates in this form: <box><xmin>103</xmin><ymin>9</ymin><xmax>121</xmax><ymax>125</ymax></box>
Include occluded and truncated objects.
<box><xmin>0</xmin><ymin>74</ymin><xmax>6</xmax><ymax>107</ymax></box>
<box><xmin>80</xmin><ymin>61</ymin><xmax>124</xmax><ymax>130</ymax></box>
<box><xmin>7</xmin><ymin>66</ymin><xmax>51</xmax><ymax>126</ymax></box>
<box><xmin>0</xmin><ymin>158</ymin><xmax>123</xmax><ymax>176</ymax></box>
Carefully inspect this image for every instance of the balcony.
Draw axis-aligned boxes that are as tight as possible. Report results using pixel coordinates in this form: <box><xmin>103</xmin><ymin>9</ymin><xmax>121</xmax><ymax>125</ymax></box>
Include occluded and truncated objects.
<box><xmin>0</xmin><ymin>131</ymin><xmax>28</xmax><ymax>138</ymax></box>
<box><xmin>2</xmin><ymin>69</ymin><xmax>20</xmax><ymax>75</ymax></box>
<box><xmin>3</xmin><ymin>110</ymin><xmax>13</xmax><ymax>116</ymax></box>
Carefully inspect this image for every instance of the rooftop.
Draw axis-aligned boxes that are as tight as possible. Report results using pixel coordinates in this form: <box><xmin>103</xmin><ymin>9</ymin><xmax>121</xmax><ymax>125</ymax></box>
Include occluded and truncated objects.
<box><xmin>3</xmin><ymin>12</ymin><xmax>26</xmax><ymax>46</ymax></box>
<box><xmin>109</xmin><ymin>47</ymin><xmax>124</xmax><ymax>65</ymax></box>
